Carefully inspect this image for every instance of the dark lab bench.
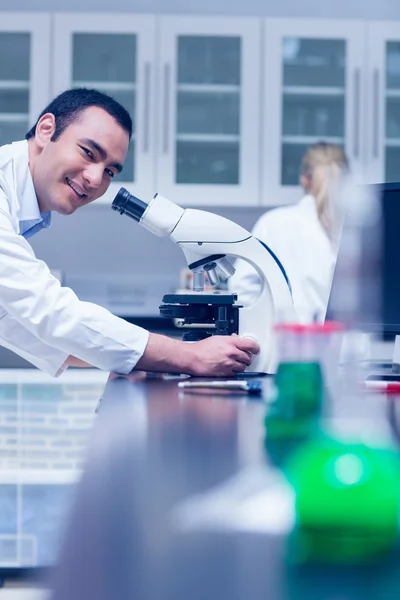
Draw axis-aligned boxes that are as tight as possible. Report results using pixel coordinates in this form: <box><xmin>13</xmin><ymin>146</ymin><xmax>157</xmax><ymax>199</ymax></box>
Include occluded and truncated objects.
<box><xmin>49</xmin><ymin>375</ymin><xmax>400</xmax><ymax>600</ymax></box>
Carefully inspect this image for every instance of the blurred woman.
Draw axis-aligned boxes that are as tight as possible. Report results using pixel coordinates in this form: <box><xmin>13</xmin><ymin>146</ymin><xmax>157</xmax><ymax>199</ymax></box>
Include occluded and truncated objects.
<box><xmin>230</xmin><ymin>142</ymin><xmax>349</xmax><ymax>321</ymax></box>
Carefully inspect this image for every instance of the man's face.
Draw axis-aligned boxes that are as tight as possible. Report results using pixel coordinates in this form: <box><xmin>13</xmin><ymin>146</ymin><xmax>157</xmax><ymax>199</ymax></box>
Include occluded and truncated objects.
<box><xmin>30</xmin><ymin>106</ymin><xmax>130</xmax><ymax>215</ymax></box>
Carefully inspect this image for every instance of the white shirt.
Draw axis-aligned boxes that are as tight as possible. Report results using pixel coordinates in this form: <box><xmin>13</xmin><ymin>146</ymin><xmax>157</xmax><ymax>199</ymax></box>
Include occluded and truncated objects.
<box><xmin>0</xmin><ymin>140</ymin><xmax>149</xmax><ymax>376</ymax></box>
<box><xmin>230</xmin><ymin>195</ymin><xmax>337</xmax><ymax>322</ymax></box>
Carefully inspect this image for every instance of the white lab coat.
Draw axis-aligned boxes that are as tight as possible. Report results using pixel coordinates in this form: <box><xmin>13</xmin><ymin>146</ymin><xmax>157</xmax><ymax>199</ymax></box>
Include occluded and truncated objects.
<box><xmin>0</xmin><ymin>140</ymin><xmax>149</xmax><ymax>376</ymax></box>
<box><xmin>230</xmin><ymin>195</ymin><xmax>337</xmax><ymax>321</ymax></box>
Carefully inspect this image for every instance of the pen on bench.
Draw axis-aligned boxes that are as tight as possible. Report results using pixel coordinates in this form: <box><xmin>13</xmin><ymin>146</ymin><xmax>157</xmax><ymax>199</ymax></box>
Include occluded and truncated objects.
<box><xmin>178</xmin><ymin>380</ymin><xmax>262</xmax><ymax>395</ymax></box>
<box><xmin>364</xmin><ymin>381</ymin><xmax>400</xmax><ymax>394</ymax></box>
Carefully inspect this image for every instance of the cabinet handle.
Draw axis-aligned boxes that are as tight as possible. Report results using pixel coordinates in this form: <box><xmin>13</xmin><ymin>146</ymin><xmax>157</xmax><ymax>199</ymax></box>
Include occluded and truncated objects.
<box><xmin>163</xmin><ymin>63</ymin><xmax>171</xmax><ymax>154</ymax></box>
<box><xmin>373</xmin><ymin>68</ymin><xmax>380</xmax><ymax>159</ymax></box>
<box><xmin>353</xmin><ymin>68</ymin><xmax>361</xmax><ymax>159</ymax></box>
<box><xmin>143</xmin><ymin>62</ymin><xmax>151</xmax><ymax>153</ymax></box>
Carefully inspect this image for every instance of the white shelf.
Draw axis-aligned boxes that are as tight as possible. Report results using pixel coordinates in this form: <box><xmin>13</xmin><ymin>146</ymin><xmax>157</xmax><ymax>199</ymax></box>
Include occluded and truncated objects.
<box><xmin>283</xmin><ymin>85</ymin><xmax>345</xmax><ymax>96</ymax></box>
<box><xmin>386</xmin><ymin>139</ymin><xmax>400</xmax><ymax>147</ymax></box>
<box><xmin>282</xmin><ymin>134</ymin><xmax>343</xmax><ymax>144</ymax></box>
<box><xmin>0</xmin><ymin>113</ymin><xmax>28</xmax><ymax>122</ymax></box>
<box><xmin>284</xmin><ymin>58</ymin><xmax>332</xmax><ymax>67</ymax></box>
<box><xmin>177</xmin><ymin>84</ymin><xmax>240</xmax><ymax>93</ymax></box>
<box><xmin>73</xmin><ymin>81</ymin><xmax>136</xmax><ymax>91</ymax></box>
<box><xmin>0</xmin><ymin>80</ymin><xmax>29</xmax><ymax>90</ymax></box>
<box><xmin>176</xmin><ymin>133</ymin><xmax>240</xmax><ymax>143</ymax></box>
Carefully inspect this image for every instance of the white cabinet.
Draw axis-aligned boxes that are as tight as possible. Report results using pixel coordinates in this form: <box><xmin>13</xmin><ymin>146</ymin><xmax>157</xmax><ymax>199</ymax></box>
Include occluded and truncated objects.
<box><xmin>0</xmin><ymin>13</ymin><xmax>51</xmax><ymax>147</ymax></box>
<box><xmin>53</xmin><ymin>14</ymin><xmax>157</xmax><ymax>204</ymax></box>
<box><xmin>367</xmin><ymin>22</ymin><xmax>400</xmax><ymax>185</ymax></box>
<box><xmin>156</xmin><ymin>16</ymin><xmax>262</xmax><ymax>206</ymax></box>
<box><xmin>263</xmin><ymin>19</ymin><xmax>367</xmax><ymax>205</ymax></box>
<box><xmin>9</xmin><ymin>14</ymin><xmax>399</xmax><ymax>208</ymax></box>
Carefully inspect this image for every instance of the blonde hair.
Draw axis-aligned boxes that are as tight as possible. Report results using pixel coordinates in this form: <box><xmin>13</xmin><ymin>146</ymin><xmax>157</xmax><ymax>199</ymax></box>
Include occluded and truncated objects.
<box><xmin>300</xmin><ymin>142</ymin><xmax>349</xmax><ymax>243</ymax></box>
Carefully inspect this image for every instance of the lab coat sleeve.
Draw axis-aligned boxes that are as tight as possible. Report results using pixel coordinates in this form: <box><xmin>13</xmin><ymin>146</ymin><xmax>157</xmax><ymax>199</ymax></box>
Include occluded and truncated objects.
<box><xmin>0</xmin><ymin>312</ymin><xmax>69</xmax><ymax>376</ymax></box>
<box><xmin>0</xmin><ymin>202</ymin><xmax>149</xmax><ymax>376</ymax></box>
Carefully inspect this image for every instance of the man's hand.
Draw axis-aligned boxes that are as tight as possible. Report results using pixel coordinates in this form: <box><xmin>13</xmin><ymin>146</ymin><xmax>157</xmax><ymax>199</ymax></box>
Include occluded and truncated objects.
<box><xmin>188</xmin><ymin>334</ymin><xmax>260</xmax><ymax>376</ymax></box>
<box><xmin>135</xmin><ymin>332</ymin><xmax>260</xmax><ymax>377</ymax></box>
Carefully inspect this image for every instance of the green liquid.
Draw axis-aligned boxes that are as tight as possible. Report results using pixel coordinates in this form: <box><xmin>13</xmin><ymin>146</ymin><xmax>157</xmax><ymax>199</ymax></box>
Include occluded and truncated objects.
<box><xmin>265</xmin><ymin>362</ymin><xmax>323</xmax><ymax>440</ymax></box>
<box><xmin>286</xmin><ymin>439</ymin><xmax>400</xmax><ymax>564</ymax></box>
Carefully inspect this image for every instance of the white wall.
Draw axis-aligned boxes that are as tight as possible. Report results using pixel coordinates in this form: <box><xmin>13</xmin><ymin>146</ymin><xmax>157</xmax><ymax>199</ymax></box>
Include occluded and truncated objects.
<box><xmin>0</xmin><ymin>0</ymin><xmax>400</xmax><ymax>19</ymax></box>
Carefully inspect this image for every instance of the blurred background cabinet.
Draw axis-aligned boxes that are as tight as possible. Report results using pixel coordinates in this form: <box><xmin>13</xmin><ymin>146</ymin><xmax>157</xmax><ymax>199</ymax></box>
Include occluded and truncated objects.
<box><xmin>368</xmin><ymin>22</ymin><xmax>400</xmax><ymax>186</ymax></box>
<box><xmin>0</xmin><ymin>14</ymin><xmax>399</xmax><ymax>207</ymax></box>
<box><xmin>155</xmin><ymin>16</ymin><xmax>261</xmax><ymax>206</ymax></box>
<box><xmin>263</xmin><ymin>19</ymin><xmax>367</xmax><ymax>205</ymax></box>
<box><xmin>0</xmin><ymin>13</ymin><xmax>50</xmax><ymax>149</ymax></box>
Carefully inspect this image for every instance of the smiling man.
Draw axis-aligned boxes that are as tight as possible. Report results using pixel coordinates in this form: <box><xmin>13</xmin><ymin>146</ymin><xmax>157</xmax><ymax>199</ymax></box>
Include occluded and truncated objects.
<box><xmin>0</xmin><ymin>88</ymin><xmax>259</xmax><ymax>377</ymax></box>
<box><xmin>26</xmin><ymin>98</ymin><xmax>128</xmax><ymax>216</ymax></box>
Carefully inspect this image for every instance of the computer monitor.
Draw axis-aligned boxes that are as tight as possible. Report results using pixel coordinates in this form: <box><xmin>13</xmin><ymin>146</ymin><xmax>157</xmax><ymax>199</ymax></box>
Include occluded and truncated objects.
<box><xmin>380</xmin><ymin>182</ymin><xmax>400</xmax><ymax>336</ymax></box>
<box><xmin>327</xmin><ymin>182</ymin><xmax>400</xmax><ymax>338</ymax></box>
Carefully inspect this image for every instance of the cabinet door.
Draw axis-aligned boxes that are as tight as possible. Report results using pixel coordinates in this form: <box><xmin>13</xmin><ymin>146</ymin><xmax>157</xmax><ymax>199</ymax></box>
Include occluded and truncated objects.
<box><xmin>0</xmin><ymin>14</ymin><xmax>50</xmax><ymax>147</ymax></box>
<box><xmin>53</xmin><ymin>14</ymin><xmax>156</xmax><ymax>204</ymax></box>
<box><xmin>157</xmin><ymin>16</ymin><xmax>261</xmax><ymax>206</ymax></box>
<box><xmin>368</xmin><ymin>23</ymin><xmax>400</xmax><ymax>184</ymax></box>
<box><xmin>263</xmin><ymin>19</ymin><xmax>366</xmax><ymax>205</ymax></box>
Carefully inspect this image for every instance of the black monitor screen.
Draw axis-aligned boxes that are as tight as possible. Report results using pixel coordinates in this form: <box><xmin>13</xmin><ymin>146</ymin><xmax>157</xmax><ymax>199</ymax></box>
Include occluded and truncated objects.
<box><xmin>382</xmin><ymin>183</ymin><xmax>400</xmax><ymax>335</ymax></box>
<box><xmin>328</xmin><ymin>182</ymin><xmax>400</xmax><ymax>337</ymax></box>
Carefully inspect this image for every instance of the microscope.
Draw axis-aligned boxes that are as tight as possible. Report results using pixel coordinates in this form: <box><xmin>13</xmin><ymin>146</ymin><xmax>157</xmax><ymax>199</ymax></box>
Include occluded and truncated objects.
<box><xmin>111</xmin><ymin>188</ymin><xmax>295</xmax><ymax>374</ymax></box>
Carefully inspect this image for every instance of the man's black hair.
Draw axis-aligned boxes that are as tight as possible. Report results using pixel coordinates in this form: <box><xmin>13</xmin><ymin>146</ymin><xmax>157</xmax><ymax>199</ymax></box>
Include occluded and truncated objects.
<box><xmin>25</xmin><ymin>88</ymin><xmax>132</xmax><ymax>141</ymax></box>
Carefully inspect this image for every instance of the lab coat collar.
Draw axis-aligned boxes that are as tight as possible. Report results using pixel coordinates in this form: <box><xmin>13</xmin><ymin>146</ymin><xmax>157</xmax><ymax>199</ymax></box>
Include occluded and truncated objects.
<box><xmin>12</xmin><ymin>140</ymin><xmax>51</xmax><ymax>229</ymax></box>
<box><xmin>298</xmin><ymin>194</ymin><xmax>318</xmax><ymax>214</ymax></box>
<box><xmin>298</xmin><ymin>194</ymin><xmax>324</xmax><ymax>226</ymax></box>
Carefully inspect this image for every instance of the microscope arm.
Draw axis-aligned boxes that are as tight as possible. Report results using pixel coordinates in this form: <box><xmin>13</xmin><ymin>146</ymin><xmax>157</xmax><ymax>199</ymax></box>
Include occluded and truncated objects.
<box><xmin>169</xmin><ymin>208</ymin><xmax>295</xmax><ymax>373</ymax></box>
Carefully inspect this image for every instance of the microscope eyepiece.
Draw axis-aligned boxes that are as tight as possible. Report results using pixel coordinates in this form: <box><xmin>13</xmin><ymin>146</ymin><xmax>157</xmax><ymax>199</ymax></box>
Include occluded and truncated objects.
<box><xmin>111</xmin><ymin>187</ymin><xmax>148</xmax><ymax>222</ymax></box>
